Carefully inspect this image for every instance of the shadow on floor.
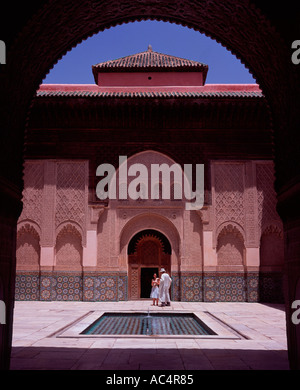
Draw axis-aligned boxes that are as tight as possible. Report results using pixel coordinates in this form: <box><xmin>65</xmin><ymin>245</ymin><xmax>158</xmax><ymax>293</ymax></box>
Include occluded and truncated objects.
<box><xmin>260</xmin><ymin>303</ymin><xmax>286</xmax><ymax>312</ymax></box>
<box><xmin>10</xmin><ymin>346</ymin><xmax>290</xmax><ymax>371</ymax></box>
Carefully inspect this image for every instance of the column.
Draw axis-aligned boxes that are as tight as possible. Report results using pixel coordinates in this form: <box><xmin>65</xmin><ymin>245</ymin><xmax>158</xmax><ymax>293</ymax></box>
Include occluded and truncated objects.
<box><xmin>82</xmin><ymin>230</ymin><xmax>98</xmax><ymax>267</ymax></box>
<box><xmin>82</xmin><ymin>205</ymin><xmax>103</xmax><ymax>301</ymax></box>
<box><xmin>0</xmin><ymin>177</ymin><xmax>23</xmax><ymax>369</ymax></box>
<box><xmin>202</xmin><ymin>230</ymin><xmax>218</xmax><ymax>269</ymax></box>
<box><xmin>39</xmin><ymin>162</ymin><xmax>56</xmax><ymax>300</ymax></box>
<box><xmin>278</xmin><ymin>184</ymin><xmax>300</xmax><ymax>370</ymax></box>
<box><xmin>244</xmin><ymin>161</ymin><xmax>260</xmax><ymax>302</ymax></box>
<box><xmin>40</xmin><ymin>161</ymin><xmax>56</xmax><ymax>268</ymax></box>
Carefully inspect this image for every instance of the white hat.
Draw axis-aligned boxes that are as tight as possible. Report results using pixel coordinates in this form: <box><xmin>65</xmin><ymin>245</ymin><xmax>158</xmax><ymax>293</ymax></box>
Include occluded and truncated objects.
<box><xmin>160</xmin><ymin>268</ymin><xmax>166</xmax><ymax>272</ymax></box>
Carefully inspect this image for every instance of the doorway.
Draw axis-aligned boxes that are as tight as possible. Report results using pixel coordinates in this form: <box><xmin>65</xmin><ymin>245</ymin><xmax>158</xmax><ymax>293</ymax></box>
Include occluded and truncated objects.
<box><xmin>140</xmin><ymin>267</ymin><xmax>159</xmax><ymax>298</ymax></box>
<box><xmin>128</xmin><ymin>229</ymin><xmax>171</xmax><ymax>299</ymax></box>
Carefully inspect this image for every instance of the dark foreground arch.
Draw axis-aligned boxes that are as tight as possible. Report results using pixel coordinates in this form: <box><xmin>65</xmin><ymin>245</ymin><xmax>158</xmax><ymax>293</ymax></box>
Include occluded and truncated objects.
<box><xmin>1</xmin><ymin>0</ymin><xmax>300</xmax><ymax>369</ymax></box>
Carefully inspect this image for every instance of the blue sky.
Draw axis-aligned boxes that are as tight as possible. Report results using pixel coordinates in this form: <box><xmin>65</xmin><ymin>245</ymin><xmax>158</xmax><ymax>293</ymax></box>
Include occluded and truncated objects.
<box><xmin>44</xmin><ymin>20</ymin><xmax>255</xmax><ymax>84</ymax></box>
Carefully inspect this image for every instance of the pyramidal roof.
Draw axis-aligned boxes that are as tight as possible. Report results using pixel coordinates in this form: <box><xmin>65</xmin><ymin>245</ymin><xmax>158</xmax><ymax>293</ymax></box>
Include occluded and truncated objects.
<box><xmin>92</xmin><ymin>45</ymin><xmax>208</xmax><ymax>79</ymax></box>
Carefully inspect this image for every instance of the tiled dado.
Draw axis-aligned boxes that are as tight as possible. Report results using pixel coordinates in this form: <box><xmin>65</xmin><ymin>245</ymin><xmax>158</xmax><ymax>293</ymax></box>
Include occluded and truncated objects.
<box><xmin>203</xmin><ymin>273</ymin><xmax>248</xmax><ymax>302</ymax></box>
<box><xmin>171</xmin><ymin>272</ymin><xmax>261</xmax><ymax>302</ymax></box>
<box><xmin>259</xmin><ymin>272</ymin><xmax>285</xmax><ymax>303</ymax></box>
<box><xmin>40</xmin><ymin>272</ymin><xmax>83</xmax><ymax>301</ymax></box>
<box><xmin>15</xmin><ymin>272</ymin><xmax>128</xmax><ymax>302</ymax></box>
<box><xmin>15</xmin><ymin>271</ymin><xmax>283</xmax><ymax>303</ymax></box>
<box><xmin>15</xmin><ymin>272</ymin><xmax>40</xmax><ymax>301</ymax></box>
<box><xmin>83</xmin><ymin>273</ymin><xmax>127</xmax><ymax>302</ymax></box>
<box><xmin>171</xmin><ymin>273</ymin><xmax>203</xmax><ymax>302</ymax></box>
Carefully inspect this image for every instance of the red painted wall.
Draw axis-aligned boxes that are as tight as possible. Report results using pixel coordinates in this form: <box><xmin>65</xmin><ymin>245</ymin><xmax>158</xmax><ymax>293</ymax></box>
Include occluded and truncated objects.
<box><xmin>97</xmin><ymin>71</ymin><xmax>204</xmax><ymax>87</ymax></box>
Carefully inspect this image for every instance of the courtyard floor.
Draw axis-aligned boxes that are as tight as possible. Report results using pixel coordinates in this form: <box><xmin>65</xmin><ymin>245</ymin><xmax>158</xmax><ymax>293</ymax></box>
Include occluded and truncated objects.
<box><xmin>10</xmin><ymin>300</ymin><xmax>290</xmax><ymax>370</ymax></box>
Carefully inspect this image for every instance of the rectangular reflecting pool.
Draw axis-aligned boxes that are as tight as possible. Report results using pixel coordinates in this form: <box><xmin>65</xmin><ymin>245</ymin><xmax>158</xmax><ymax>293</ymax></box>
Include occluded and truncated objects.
<box><xmin>80</xmin><ymin>312</ymin><xmax>217</xmax><ymax>336</ymax></box>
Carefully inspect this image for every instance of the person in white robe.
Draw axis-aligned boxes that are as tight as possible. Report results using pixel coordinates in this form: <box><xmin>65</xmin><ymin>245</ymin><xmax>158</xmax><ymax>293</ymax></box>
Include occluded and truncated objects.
<box><xmin>158</xmin><ymin>268</ymin><xmax>172</xmax><ymax>307</ymax></box>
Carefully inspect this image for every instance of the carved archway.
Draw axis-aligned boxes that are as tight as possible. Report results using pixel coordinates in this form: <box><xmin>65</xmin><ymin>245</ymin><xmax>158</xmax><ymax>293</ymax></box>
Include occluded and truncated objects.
<box><xmin>16</xmin><ymin>223</ymin><xmax>40</xmax><ymax>270</ymax></box>
<box><xmin>128</xmin><ymin>230</ymin><xmax>171</xmax><ymax>299</ymax></box>
<box><xmin>120</xmin><ymin>212</ymin><xmax>180</xmax><ymax>264</ymax></box>
<box><xmin>259</xmin><ymin>224</ymin><xmax>285</xmax><ymax>303</ymax></box>
<box><xmin>55</xmin><ymin>224</ymin><xmax>83</xmax><ymax>270</ymax></box>
<box><xmin>216</xmin><ymin>224</ymin><xmax>245</xmax><ymax>268</ymax></box>
<box><xmin>260</xmin><ymin>224</ymin><xmax>284</xmax><ymax>268</ymax></box>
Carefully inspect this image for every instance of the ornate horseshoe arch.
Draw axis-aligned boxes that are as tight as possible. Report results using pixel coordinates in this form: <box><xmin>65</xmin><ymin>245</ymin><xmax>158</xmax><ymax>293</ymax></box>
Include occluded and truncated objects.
<box><xmin>128</xmin><ymin>229</ymin><xmax>171</xmax><ymax>299</ymax></box>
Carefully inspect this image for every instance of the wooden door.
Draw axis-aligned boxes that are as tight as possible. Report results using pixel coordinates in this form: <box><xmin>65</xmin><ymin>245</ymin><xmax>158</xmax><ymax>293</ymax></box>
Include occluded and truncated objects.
<box><xmin>128</xmin><ymin>234</ymin><xmax>170</xmax><ymax>299</ymax></box>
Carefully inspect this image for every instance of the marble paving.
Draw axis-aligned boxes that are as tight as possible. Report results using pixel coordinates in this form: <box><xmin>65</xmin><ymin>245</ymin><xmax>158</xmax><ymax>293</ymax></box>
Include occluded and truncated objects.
<box><xmin>10</xmin><ymin>301</ymin><xmax>290</xmax><ymax>370</ymax></box>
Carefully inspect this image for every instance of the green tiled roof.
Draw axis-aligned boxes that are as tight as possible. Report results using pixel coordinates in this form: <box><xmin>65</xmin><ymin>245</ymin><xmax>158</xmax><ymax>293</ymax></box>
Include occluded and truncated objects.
<box><xmin>92</xmin><ymin>47</ymin><xmax>208</xmax><ymax>71</ymax></box>
<box><xmin>36</xmin><ymin>90</ymin><xmax>264</xmax><ymax>99</ymax></box>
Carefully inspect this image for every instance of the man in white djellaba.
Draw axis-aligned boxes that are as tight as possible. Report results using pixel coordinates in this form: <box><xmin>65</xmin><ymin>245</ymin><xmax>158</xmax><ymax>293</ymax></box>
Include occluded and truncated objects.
<box><xmin>159</xmin><ymin>268</ymin><xmax>172</xmax><ymax>307</ymax></box>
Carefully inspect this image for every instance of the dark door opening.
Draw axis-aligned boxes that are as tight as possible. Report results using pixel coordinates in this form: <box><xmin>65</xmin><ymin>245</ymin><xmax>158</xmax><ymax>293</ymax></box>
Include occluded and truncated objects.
<box><xmin>140</xmin><ymin>267</ymin><xmax>158</xmax><ymax>298</ymax></box>
<box><xmin>128</xmin><ymin>230</ymin><xmax>171</xmax><ymax>299</ymax></box>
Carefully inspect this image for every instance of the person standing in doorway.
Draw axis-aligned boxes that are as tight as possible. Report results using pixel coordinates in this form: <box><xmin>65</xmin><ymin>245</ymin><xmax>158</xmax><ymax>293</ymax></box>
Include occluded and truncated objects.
<box><xmin>159</xmin><ymin>268</ymin><xmax>172</xmax><ymax>307</ymax></box>
<box><xmin>150</xmin><ymin>273</ymin><xmax>160</xmax><ymax>306</ymax></box>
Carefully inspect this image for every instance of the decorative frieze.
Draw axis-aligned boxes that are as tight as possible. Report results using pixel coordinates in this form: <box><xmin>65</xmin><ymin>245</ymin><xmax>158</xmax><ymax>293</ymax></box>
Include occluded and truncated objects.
<box><xmin>19</xmin><ymin>162</ymin><xmax>44</xmax><ymax>226</ymax></box>
<box><xmin>15</xmin><ymin>270</ymin><xmax>284</xmax><ymax>303</ymax></box>
<box><xmin>256</xmin><ymin>162</ymin><xmax>282</xmax><ymax>232</ymax></box>
<box><xmin>55</xmin><ymin>162</ymin><xmax>88</xmax><ymax>246</ymax></box>
<box><xmin>41</xmin><ymin>161</ymin><xmax>56</xmax><ymax>247</ymax></box>
<box><xmin>244</xmin><ymin>161</ymin><xmax>259</xmax><ymax>247</ymax></box>
<box><xmin>213</xmin><ymin>162</ymin><xmax>245</xmax><ymax>228</ymax></box>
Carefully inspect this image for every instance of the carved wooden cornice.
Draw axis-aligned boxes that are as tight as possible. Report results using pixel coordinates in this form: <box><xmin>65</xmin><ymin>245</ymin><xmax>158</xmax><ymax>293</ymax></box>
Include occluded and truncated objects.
<box><xmin>28</xmin><ymin>94</ymin><xmax>269</xmax><ymax>131</ymax></box>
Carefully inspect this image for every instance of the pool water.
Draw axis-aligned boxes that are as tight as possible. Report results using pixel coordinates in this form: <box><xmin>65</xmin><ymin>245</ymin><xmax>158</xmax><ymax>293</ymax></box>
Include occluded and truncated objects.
<box><xmin>81</xmin><ymin>312</ymin><xmax>216</xmax><ymax>336</ymax></box>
